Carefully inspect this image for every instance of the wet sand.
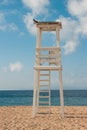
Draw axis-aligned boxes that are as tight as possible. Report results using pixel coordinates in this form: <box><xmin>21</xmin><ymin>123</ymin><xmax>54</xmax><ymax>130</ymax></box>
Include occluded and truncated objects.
<box><xmin>0</xmin><ymin>106</ymin><xmax>87</xmax><ymax>130</ymax></box>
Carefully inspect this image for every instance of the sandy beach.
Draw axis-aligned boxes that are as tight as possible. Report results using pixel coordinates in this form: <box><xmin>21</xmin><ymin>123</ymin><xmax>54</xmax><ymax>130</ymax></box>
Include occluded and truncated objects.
<box><xmin>0</xmin><ymin>106</ymin><xmax>87</xmax><ymax>130</ymax></box>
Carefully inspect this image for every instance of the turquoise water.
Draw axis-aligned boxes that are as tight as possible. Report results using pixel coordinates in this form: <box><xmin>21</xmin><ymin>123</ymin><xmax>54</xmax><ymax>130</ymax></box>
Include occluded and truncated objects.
<box><xmin>0</xmin><ymin>90</ymin><xmax>87</xmax><ymax>106</ymax></box>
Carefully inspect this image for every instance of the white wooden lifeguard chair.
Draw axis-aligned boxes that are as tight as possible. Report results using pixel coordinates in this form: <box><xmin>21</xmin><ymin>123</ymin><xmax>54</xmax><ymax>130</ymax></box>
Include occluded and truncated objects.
<box><xmin>32</xmin><ymin>19</ymin><xmax>64</xmax><ymax>117</ymax></box>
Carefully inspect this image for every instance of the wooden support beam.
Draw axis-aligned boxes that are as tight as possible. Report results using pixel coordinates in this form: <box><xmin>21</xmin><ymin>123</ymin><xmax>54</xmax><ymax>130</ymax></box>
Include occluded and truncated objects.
<box><xmin>32</xmin><ymin>70</ymin><xmax>38</xmax><ymax>117</ymax></box>
<box><xmin>56</xmin><ymin>27</ymin><xmax>60</xmax><ymax>47</ymax></box>
<box><xmin>58</xmin><ymin>70</ymin><xmax>64</xmax><ymax>117</ymax></box>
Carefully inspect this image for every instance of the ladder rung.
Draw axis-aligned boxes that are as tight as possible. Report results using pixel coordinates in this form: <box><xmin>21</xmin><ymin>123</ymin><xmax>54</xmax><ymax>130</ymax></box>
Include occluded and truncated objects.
<box><xmin>39</xmin><ymin>96</ymin><xmax>49</xmax><ymax>98</ymax></box>
<box><xmin>40</xmin><ymin>59</ymin><xmax>58</xmax><ymax>63</ymax></box>
<box><xmin>39</xmin><ymin>101</ymin><xmax>49</xmax><ymax>104</ymax></box>
<box><xmin>40</xmin><ymin>80</ymin><xmax>50</xmax><ymax>82</ymax></box>
<box><xmin>40</xmin><ymin>74</ymin><xmax>50</xmax><ymax>76</ymax></box>
<box><xmin>38</xmin><ymin>106</ymin><xmax>50</xmax><ymax>108</ymax></box>
<box><xmin>36</xmin><ymin>54</ymin><xmax>57</xmax><ymax>57</ymax></box>
<box><xmin>39</xmin><ymin>90</ymin><xmax>49</xmax><ymax>92</ymax></box>
<box><xmin>36</xmin><ymin>47</ymin><xmax>60</xmax><ymax>51</ymax></box>
<box><xmin>40</xmin><ymin>84</ymin><xmax>49</xmax><ymax>87</ymax></box>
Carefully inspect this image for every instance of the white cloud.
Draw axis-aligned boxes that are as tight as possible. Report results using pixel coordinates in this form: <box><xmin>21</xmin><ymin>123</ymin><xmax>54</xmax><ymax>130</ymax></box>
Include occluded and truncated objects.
<box><xmin>22</xmin><ymin>0</ymin><xmax>49</xmax><ymax>15</ymax></box>
<box><xmin>67</xmin><ymin>0</ymin><xmax>87</xmax><ymax>36</ymax></box>
<box><xmin>79</xmin><ymin>16</ymin><xmax>87</xmax><ymax>35</ymax></box>
<box><xmin>9</xmin><ymin>62</ymin><xmax>23</xmax><ymax>72</ymax></box>
<box><xmin>63</xmin><ymin>41</ymin><xmax>78</xmax><ymax>54</ymax></box>
<box><xmin>0</xmin><ymin>12</ymin><xmax>6</xmax><ymax>31</ymax></box>
<box><xmin>0</xmin><ymin>12</ymin><xmax>5</xmax><ymax>22</ymax></box>
<box><xmin>1</xmin><ymin>0</ymin><xmax>14</xmax><ymax>5</ymax></box>
<box><xmin>58</xmin><ymin>0</ymin><xmax>87</xmax><ymax>54</ymax></box>
<box><xmin>59</xmin><ymin>17</ymin><xmax>79</xmax><ymax>41</ymax></box>
<box><xmin>0</xmin><ymin>25</ymin><xmax>6</xmax><ymax>31</ymax></box>
<box><xmin>23</xmin><ymin>0</ymin><xmax>49</xmax><ymax>35</ymax></box>
<box><xmin>8</xmin><ymin>23</ymin><xmax>18</xmax><ymax>31</ymax></box>
<box><xmin>2</xmin><ymin>62</ymin><xmax>23</xmax><ymax>73</ymax></box>
<box><xmin>57</xmin><ymin>16</ymin><xmax>80</xmax><ymax>54</ymax></box>
<box><xmin>67</xmin><ymin>0</ymin><xmax>87</xmax><ymax>17</ymax></box>
<box><xmin>0</xmin><ymin>12</ymin><xmax>18</xmax><ymax>32</ymax></box>
<box><xmin>24</xmin><ymin>13</ymin><xmax>36</xmax><ymax>35</ymax></box>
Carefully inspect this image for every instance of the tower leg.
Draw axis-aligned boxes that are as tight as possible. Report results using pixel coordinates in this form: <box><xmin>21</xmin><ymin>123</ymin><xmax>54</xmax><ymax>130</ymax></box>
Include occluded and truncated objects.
<box><xmin>36</xmin><ymin>70</ymin><xmax>40</xmax><ymax>111</ymax></box>
<box><xmin>32</xmin><ymin>70</ymin><xmax>38</xmax><ymax>117</ymax></box>
<box><xmin>59</xmin><ymin>70</ymin><xmax>64</xmax><ymax>117</ymax></box>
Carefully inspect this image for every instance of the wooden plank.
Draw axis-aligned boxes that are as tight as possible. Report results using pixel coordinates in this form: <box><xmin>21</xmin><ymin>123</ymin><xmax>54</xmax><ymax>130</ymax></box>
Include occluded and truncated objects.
<box><xmin>40</xmin><ymin>85</ymin><xmax>49</xmax><ymax>87</ymax></box>
<box><xmin>39</xmin><ymin>96</ymin><xmax>49</xmax><ymax>98</ymax></box>
<box><xmin>34</xmin><ymin>66</ymin><xmax>62</xmax><ymax>70</ymax></box>
<box><xmin>39</xmin><ymin>101</ymin><xmax>49</xmax><ymax>104</ymax></box>
<box><xmin>40</xmin><ymin>80</ymin><xmax>50</xmax><ymax>82</ymax></box>
<box><xmin>40</xmin><ymin>74</ymin><xmax>50</xmax><ymax>76</ymax></box>
<box><xmin>39</xmin><ymin>90</ymin><xmax>49</xmax><ymax>92</ymax></box>
<box><xmin>36</xmin><ymin>47</ymin><xmax>60</xmax><ymax>51</ymax></box>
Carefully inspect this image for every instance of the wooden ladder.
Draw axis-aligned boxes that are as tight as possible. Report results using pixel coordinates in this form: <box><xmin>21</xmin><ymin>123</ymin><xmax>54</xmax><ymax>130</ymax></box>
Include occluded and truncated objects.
<box><xmin>37</xmin><ymin>70</ymin><xmax>51</xmax><ymax>113</ymax></box>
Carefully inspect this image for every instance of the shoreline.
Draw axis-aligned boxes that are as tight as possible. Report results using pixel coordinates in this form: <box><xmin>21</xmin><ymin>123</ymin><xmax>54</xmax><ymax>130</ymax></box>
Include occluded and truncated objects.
<box><xmin>0</xmin><ymin>106</ymin><xmax>87</xmax><ymax>130</ymax></box>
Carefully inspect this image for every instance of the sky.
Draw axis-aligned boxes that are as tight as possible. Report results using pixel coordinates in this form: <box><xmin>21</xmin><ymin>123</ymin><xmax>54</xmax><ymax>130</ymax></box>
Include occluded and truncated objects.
<box><xmin>0</xmin><ymin>0</ymin><xmax>87</xmax><ymax>90</ymax></box>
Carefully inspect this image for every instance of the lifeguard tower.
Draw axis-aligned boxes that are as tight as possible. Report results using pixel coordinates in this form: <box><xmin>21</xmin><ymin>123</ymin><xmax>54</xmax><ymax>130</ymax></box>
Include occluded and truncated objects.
<box><xmin>32</xmin><ymin>19</ymin><xmax>64</xmax><ymax>117</ymax></box>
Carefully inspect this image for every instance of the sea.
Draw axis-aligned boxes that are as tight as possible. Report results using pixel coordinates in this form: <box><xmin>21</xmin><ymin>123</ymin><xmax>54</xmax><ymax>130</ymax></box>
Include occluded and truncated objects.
<box><xmin>0</xmin><ymin>90</ymin><xmax>87</xmax><ymax>106</ymax></box>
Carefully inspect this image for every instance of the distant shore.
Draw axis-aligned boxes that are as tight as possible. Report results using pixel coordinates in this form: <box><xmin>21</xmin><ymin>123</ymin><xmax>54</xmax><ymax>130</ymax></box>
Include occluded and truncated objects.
<box><xmin>0</xmin><ymin>106</ymin><xmax>87</xmax><ymax>130</ymax></box>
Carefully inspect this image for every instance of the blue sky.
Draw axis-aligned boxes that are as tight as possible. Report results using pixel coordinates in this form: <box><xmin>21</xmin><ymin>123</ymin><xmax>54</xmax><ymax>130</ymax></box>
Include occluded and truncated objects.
<box><xmin>0</xmin><ymin>0</ymin><xmax>87</xmax><ymax>90</ymax></box>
